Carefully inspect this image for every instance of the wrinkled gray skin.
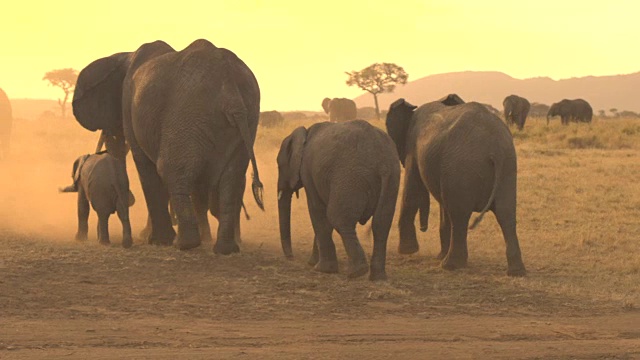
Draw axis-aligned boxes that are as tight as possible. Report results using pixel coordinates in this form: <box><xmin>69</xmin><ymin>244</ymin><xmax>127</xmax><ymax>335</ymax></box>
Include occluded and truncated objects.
<box><xmin>259</xmin><ymin>110</ymin><xmax>284</xmax><ymax>128</ymax></box>
<box><xmin>547</xmin><ymin>99</ymin><xmax>593</xmax><ymax>125</ymax></box>
<box><xmin>72</xmin><ymin>39</ymin><xmax>264</xmax><ymax>253</ymax></box>
<box><xmin>321</xmin><ymin>98</ymin><xmax>357</xmax><ymax>122</ymax></box>
<box><xmin>0</xmin><ymin>88</ymin><xmax>12</xmax><ymax>160</ymax></box>
<box><xmin>277</xmin><ymin>120</ymin><xmax>400</xmax><ymax>281</ymax></box>
<box><xmin>503</xmin><ymin>95</ymin><xmax>531</xmax><ymax>131</ymax></box>
<box><xmin>60</xmin><ymin>153</ymin><xmax>135</xmax><ymax>248</ymax></box>
<box><xmin>385</xmin><ymin>94</ymin><xmax>526</xmax><ymax>277</ymax></box>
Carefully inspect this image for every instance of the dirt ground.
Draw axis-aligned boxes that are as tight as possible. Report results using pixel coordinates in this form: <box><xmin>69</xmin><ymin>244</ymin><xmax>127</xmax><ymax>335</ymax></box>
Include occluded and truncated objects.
<box><xmin>1</xmin><ymin>117</ymin><xmax>639</xmax><ymax>359</ymax></box>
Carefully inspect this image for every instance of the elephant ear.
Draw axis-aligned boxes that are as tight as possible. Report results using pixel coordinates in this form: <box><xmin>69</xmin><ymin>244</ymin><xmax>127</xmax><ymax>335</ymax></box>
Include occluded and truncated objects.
<box><xmin>72</xmin><ymin>154</ymin><xmax>90</xmax><ymax>186</ymax></box>
<box><xmin>439</xmin><ymin>94</ymin><xmax>465</xmax><ymax>106</ymax></box>
<box><xmin>72</xmin><ymin>53</ymin><xmax>129</xmax><ymax>132</ymax></box>
<box><xmin>286</xmin><ymin>127</ymin><xmax>308</xmax><ymax>189</ymax></box>
<box><xmin>321</xmin><ymin>98</ymin><xmax>331</xmax><ymax>114</ymax></box>
<box><xmin>386</xmin><ymin>99</ymin><xmax>416</xmax><ymax>167</ymax></box>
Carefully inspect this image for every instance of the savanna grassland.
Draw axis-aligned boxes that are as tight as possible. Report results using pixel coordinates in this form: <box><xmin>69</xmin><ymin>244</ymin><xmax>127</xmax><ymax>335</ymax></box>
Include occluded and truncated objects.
<box><xmin>0</xmin><ymin>114</ymin><xmax>639</xmax><ymax>359</ymax></box>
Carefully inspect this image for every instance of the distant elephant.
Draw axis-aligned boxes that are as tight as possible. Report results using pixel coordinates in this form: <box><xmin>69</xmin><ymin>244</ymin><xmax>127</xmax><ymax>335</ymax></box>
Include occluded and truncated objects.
<box><xmin>0</xmin><ymin>88</ymin><xmax>12</xmax><ymax>159</ymax></box>
<box><xmin>529</xmin><ymin>102</ymin><xmax>550</xmax><ymax>118</ymax></box>
<box><xmin>385</xmin><ymin>94</ymin><xmax>526</xmax><ymax>276</ymax></box>
<box><xmin>259</xmin><ymin>110</ymin><xmax>284</xmax><ymax>128</ymax></box>
<box><xmin>321</xmin><ymin>98</ymin><xmax>357</xmax><ymax>122</ymax></box>
<box><xmin>547</xmin><ymin>99</ymin><xmax>593</xmax><ymax>125</ymax></box>
<box><xmin>60</xmin><ymin>152</ymin><xmax>135</xmax><ymax>248</ymax></box>
<box><xmin>72</xmin><ymin>39</ymin><xmax>264</xmax><ymax>253</ymax></box>
<box><xmin>277</xmin><ymin>120</ymin><xmax>400</xmax><ymax>280</ymax></box>
<box><xmin>503</xmin><ymin>95</ymin><xmax>531</xmax><ymax>130</ymax></box>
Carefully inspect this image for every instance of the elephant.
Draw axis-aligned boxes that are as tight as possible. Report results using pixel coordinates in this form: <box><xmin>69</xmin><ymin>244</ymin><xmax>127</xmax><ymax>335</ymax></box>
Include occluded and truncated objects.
<box><xmin>0</xmin><ymin>88</ymin><xmax>12</xmax><ymax>159</ymax></box>
<box><xmin>529</xmin><ymin>102</ymin><xmax>550</xmax><ymax>118</ymax></box>
<box><xmin>321</xmin><ymin>98</ymin><xmax>357</xmax><ymax>122</ymax></box>
<box><xmin>60</xmin><ymin>152</ymin><xmax>136</xmax><ymax>248</ymax></box>
<box><xmin>259</xmin><ymin>110</ymin><xmax>284</xmax><ymax>128</ymax></box>
<box><xmin>503</xmin><ymin>95</ymin><xmax>531</xmax><ymax>130</ymax></box>
<box><xmin>547</xmin><ymin>99</ymin><xmax>593</xmax><ymax>125</ymax></box>
<box><xmin>72</xmin><ymin>39</ymin><xmax>264</xmax><ymax>254</ymax></box>
<box><xmin>385</xmin><ymin>94</ymin><xmax>526</xmax><ymax>277</ymax></box>
<box><xmin>277</xmin><ymin>120</ymin><xmax>400</xmax><ymax>280</ymax></box>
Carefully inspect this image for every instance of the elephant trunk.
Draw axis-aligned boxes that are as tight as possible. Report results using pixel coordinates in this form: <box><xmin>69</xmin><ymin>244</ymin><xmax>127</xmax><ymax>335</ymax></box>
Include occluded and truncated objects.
<box><xmin>278</xmin><ymin>189</ymin><xmax>294</xmax><ymax>259</ymax></box>
<box><xmin>546</xmin><ymin>114</ymin><xmax>550</xmax><ymax>125</ymax></box>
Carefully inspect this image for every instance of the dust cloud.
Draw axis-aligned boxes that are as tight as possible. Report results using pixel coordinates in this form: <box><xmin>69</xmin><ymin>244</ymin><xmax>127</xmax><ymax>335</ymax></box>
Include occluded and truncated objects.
<box><xmin>0</xmin><ymin>116</ymin><xmax>306</xmax><ymax>252</ymax></box>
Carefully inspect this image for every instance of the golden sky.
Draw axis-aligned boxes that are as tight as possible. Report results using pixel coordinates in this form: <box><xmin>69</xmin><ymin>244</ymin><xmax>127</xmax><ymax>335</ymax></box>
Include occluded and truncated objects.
<box><xmin>1</xmin><ymin>0</ymin><xmax>638</xmax><ymax>111</ymax></box>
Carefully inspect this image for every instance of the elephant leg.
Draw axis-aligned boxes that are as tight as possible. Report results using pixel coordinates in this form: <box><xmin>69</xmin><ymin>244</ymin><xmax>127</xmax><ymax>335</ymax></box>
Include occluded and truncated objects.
<box><xmin>369</xmin><ymin>195</ymin><xmax>396</xmax><ymax>281</ymax></box>
<box><xmin>437</xmin><ymin>205</ymin><xmax>451</xmax><ymax>260</ymax></box>
<box><xmin>116</xmin><ymin>199</ymin><xmax>133</xmax><ymax>249</ymax></box>
<box><xmin>212</xmin><ymin>169</ymin><xmax>243</xmax><ymax>255</ymax></box>
<box><xmin>307</xmin><ymin>236</ymin><xmax>320</xmax><ymax>266</ymax></box>
<box><xmin>335</xmin><ymin>225</ymin><xmax>368</xmax><ymax>279</ymax></box>
<box><xmin>441</xmin><ymin>209</ymin><xmax>470</xmax><ymax>271</ymax></box>
<box><xmin>96</xmin><ymin>212</ymin><xmax>110</xmax><ymax>246</ymax></box>
<box><xmin>75</xmin><ymin>190</ymin><xmax>90</xmax><ymax>241</ymax></box>
<box><xmin>398</xmin><ymin>168</ymin><xmax>428</xmax><ymax>254</ymax></box>
<box><xmin>306</xmin><ymin>192</ymin><xmax>338</xmax><ymax>274</ymax></box>
<box><xmin>131</xmin><ymin>147</ymin><xmax>175</xmax><ymax>245</ymax></box>
<box><xmin>493</xmin><ymin>184</ymin><xmax>526</xmax><ymax>277</ymax></box>
<box><xmin>193</xmin><ymin>187</ymin><xmax>213</xmax><ymax>244</ymax></box>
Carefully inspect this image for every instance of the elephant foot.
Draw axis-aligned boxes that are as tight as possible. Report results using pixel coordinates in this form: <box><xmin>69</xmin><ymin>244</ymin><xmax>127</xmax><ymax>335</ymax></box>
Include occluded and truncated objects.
<box><xmin>436</xmin><ymin>251</ymin><xmax>447</xmax><ymax>260</ymax></box>
<box><xmin>98</xmin><ymin>239</ymin><xmax>110</xmax><ymax>246</ymax></box>
<box><xmin>369</xmin><ymin>270</ymin><xmax>387</xmax><ymax>282</ymax></box>
<box><xmin>177</xmin><ymin>237</ymin><xmax>201</xmax><ymax>251</ymax></box>
<box><xmin>122</xmin><ymin>236</ymin><xmax>133</xmax><ymax>249</ymax></box>
<box><xmin>507</xmin><ymin>263</ymin><xmax>527</xmax><ymax>277</ymax></box>
<box><xmin>200</xmin><ymin>232</ymin><xmax>213</xmax><ymax>244</ymax></box>
<box><xmin>313</xmin><ymin>259</ymin><xmax>338</xmax><ymax>274</ymax></box>
<box><xmin>441</xmin><ymin>254</ymin><xmax>468</xmax><ymax>271</ymax></box>
<box><xmin>147</xmin><ymin>227</ymin><xmax>176</xmax><ymax>246</ymax></box>
<box><xmin>398</xmin><ymin>240</ymin><xmax>419</xmax><ymax>255</ymax></box>
<box><xmin>213</xmin><ymin>240</ymin><xmax>240</xmax><ymax>255</ymax></box>
<box><xmin>347</xmin><ymin>261</ymin><xmax>369</xmax><ymax>279</ymax></box>
<box><xmin>419</xmin><ymin>226</ymin><xmax>428</xmax><ymax>233</ymax></box>
<box><xmin>307</xmin><ymin>252</ymin><xmax>319</xmax><ymax>266</ymax></box>
<box><xmin>75</xmin><ymin>232</ymin><xmax>88</xmax><ymax>241</ymax></box>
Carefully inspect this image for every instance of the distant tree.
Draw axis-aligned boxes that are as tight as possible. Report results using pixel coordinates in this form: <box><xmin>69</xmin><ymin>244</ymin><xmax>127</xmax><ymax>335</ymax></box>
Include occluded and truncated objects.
<box><xmin>346</xmin><ymin>63</ymin><xmax>408</xmax><ymax>121</ymax></box>
<box><xmin>598</xmin><ymin>109</ymin><xmax>606</xmax><ymax>118</ymax></box>
<box><xmin>609</xmin><ymin>108</ymin><xmax>618</xmax><ymax>117</ymax></box>
<box><xmin>43</xmin><ymin>68</ymin><xmax>78</xmax><ymax>119</ymax></box>
<box><xmin>618</xmin><ymin>110</ymin><xmax>640</xmax><ymax>118</ymax></box>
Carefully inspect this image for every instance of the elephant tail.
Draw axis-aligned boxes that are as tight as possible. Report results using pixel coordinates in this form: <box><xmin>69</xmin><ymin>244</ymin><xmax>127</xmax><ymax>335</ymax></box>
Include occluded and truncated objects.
<box><xmin>469</xmin><ymin>155</ymin><xmax>503</xmax><ymax>230</ymax></box>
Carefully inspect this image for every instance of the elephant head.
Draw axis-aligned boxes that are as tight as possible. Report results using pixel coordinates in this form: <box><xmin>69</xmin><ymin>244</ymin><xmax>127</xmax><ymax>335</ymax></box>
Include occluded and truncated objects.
<box><xmin>547</xmin><ymin>102</ymin><xmax>561</xmax><ymax>124</ymax></box>
<box><xmin>276</xmin><ymin>126</ymin><xmax>308</xmax><ymax>259</ymax></box>
<box><xmin>385</xmin><ymin>98</ymin><xmax>417</xmax><ymax>166</ymax></box>
<box><xmin>321</xmin><ymin>98</ymin><xmax>331</xmax><ymax>114</ymax></box>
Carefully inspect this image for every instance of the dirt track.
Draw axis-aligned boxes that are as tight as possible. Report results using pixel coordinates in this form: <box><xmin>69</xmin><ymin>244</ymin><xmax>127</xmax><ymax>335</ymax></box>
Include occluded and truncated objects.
<box><xmin>1</xmin><ymin>233</ymin><xmax>638</xmax><ymax>359</ymax></box>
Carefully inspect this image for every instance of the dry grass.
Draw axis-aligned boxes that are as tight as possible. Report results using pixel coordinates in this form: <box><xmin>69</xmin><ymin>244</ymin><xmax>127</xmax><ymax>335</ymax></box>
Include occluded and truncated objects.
<box><xmin>1</xmin><ymin>113</ymin><xmax>639</xmax><ymax>321</ymax></box>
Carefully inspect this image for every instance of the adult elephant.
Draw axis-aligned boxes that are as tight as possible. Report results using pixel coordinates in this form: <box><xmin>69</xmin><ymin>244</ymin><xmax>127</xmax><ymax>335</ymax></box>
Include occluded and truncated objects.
<box><xmin>72</xmin><ymin>39</ymin><xmax>264</xmax><ymax>253</ymax></box>
<box><xmin>503</xmin><ymin>95</ymin><xmax>530</xmax><ymax>130</ymax></box>
<box><xmin>277</xmin><ymin>120</ymin><xmax>400</xmax><ymax>280</ymax></box>
<box><xmin>259</xmin><ymin>110</ymin><xmax>284</xmax><ymax>128</ymax></box>
<box><xmin>547</xmin><ymin>99</ymin><xmax>593</xmax><ymax>125</ymax></box>
<box><xmin>321</xmin><ymin>98</ymin><xmax>357</xmax><ymax>122</ymax></box>
<box><xmin>385</xmin><ymin>94</ymin><xmax>526</xmax><ymax>276</ymax></box>
<box><xmin>0</xmin><ymin>87</ymin><xmax>12</xmax><ymax>159</ymax></box>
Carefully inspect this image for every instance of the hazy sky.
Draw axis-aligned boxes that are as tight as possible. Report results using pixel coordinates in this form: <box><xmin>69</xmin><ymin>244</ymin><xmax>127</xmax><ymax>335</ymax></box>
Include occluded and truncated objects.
<box><xmin>1</xmin><ymin>0</ymin><xmax>638</xmax><ymax>111</ymax></box>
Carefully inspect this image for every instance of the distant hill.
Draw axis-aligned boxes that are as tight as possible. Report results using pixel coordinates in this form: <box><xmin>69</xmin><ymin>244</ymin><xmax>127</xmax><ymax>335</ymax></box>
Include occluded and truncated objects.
<box><xmin>353</xmin><ymin>71</ymin><xmax>640</xmax><ymax>114</ymax></box>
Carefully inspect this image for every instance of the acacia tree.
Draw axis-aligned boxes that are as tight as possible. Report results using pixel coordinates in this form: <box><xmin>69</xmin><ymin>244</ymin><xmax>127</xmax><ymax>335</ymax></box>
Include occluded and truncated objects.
<box><xmin>345</xmin><ymin>63</ymin><xmax>408</xmax><ymax>120</ymax></box>
<box><xmin>43</xmin><ymin>68</ymin><xmax>78</xmax><ymax>119</ymax></box>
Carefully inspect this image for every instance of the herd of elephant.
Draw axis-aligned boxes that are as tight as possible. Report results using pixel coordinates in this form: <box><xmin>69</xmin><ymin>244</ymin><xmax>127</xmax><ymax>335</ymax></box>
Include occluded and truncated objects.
<box><xmin>0</xmin><ymin>39</ymin><xmax>599</xmax><ymax>281</ymax></box>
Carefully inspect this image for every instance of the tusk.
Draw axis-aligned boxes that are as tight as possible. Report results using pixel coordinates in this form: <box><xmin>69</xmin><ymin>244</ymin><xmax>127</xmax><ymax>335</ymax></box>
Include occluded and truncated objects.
<box><xmin>278</xmin><ymin>190</ymin><xmax>282</xmax><ymax>200</ymax></box>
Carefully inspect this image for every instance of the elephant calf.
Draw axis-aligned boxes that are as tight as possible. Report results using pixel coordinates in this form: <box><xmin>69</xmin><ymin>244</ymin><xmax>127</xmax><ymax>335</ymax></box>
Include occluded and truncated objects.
<box><xmin>60</xmin><ymin>153</ymin><xmax>135</xmax><ymax>248</ymax></box>
<box><xmin>277</xmin><ymin>120</ymin><xmax>400</xmax><ymax>281</ymax></box>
